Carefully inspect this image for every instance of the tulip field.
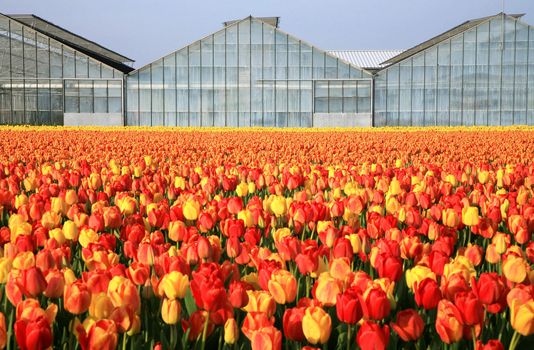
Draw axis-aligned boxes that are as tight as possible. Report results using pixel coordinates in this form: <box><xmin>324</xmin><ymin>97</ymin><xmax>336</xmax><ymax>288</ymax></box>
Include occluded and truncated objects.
<box><xmin>0</xmin><ymin>126</ymin><xmax>534</xmax><ymax>350</ymax></box>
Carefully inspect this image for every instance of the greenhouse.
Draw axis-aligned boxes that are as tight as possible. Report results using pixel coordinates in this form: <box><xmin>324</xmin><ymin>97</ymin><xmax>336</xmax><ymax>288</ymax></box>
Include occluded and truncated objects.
<box><xmin>0</xmin><ymin>13</ymin><xmax>133</xmax><ymax>126</ymax></box>
<box><xmin>374</xmin><ymin>13</ymin><xmax>534</xmax><ymax>126</ymax></box>
<box><xmin>125</xmin><ymin>17</ymin><xmax>373</xmax><ymax>127</ymax></box>
<box><xmin>0</xmin><ymin>12</ymin><xmax>533</xmax><ymax>126</ymax></box>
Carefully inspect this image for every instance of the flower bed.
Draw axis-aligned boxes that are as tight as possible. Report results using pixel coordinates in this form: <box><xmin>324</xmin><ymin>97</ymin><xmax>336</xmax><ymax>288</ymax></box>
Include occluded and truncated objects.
<box><xmin>0</xmin><ymin>127</ymin><xmax>533</xmax><ymax>350</ymax></box>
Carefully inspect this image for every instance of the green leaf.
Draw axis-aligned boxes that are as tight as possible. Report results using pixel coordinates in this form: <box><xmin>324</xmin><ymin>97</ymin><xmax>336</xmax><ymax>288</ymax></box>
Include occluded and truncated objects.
<box><xmin>184</xmin><ymin>288</ymin><xmax>197</xmax><ymax>316</ymax></box>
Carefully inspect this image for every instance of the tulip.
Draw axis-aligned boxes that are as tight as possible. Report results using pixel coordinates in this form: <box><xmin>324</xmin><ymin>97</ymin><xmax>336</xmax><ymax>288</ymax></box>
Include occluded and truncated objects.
<box><xmin>314</xmin><ymin>273</ymin><xmax>341</xmax><ymax>307</ymax></box>
<box><xmin>64</xmin><ymin>281</ymin><xmax>92</xmax><ymax>314</ymax></box>
<box><xmin>283</xmin><ymin>307</ymin><xmax>305</xmax><ymax>342</ymax></box>
<box><xmin>336</xmin><ymin>287</ymin><xmax>363</xmax><ymax>324</ymax></box>
<box><xmin>161</xmin><ymin>298</ymin><xmax>181</xmax><ymax>325</ymax></box>
<box><xmin>391</xmin><ymin>309</ymin><xmax>424</xmax><ymax>342</ymax></box>
<box><xmin>442</xmin><ymin>208</ymin><xmax>460</xmax><ymax>227</ymax></box>
<box><xmin>270</xmin><ymin>196</ymin><xmax>287</xmax><ymax>217</ymax></box>
<box><xmin>356</xmin><ymin>321</ymin><xmax>390</xmax><ymax>350</ymax></box>
<box><xmin>510</xmin><ymin>299</ymin><xmax>534</xmax><ymax>336</ymax></box>
<box><xmin>462</xmin><ymin>206</ymin><xmax>480</xmax><ymax>226</ymax></box>
<box><xmin>89</xmin><ymin>293</ymin><xmax>114</xmax><ymax>320</ymax></box>
<box><xmin>224</xmin><ymin>318</ymin><xmax>239</xmax><ymax>344</ymax></box>
<box><xmin>241</xmin><ymin>312</ymin><xmax>274</xmax><ymax>340</ymax></box>
<box><xmin>107</xmin><ymin>276</ymin><xmax>141</xmax><ymax>313</ymax></box>
<box><xmin>406</xmin><ymin>265</ymin><xmax>436</xmax><ymax>290</ymax></box>
<box><xmin>157</xmin><ymin>271</ymin><xmax>190</xmax><ymax>300</ymax></box>
<box><xmin>183</xmin><ymin>199</ymin><xmax>200</xmax><ymax>221</ymax></box>
<box><xmin>77</xmin><ymin>319</ymin><xmax>118</xmax><ymax>350</ymax></box>
<box><xmin>375</xmin><ymin>253</ymin><xmax>403</xmax><ymax>281</ymax></box>
<box><xmin>359</xmin><ymin>286</ymin><xmax>391</xmax><ymax>321</ymax></box>
<box><xmin>435</xmin><ymin>300</ymin><xmax>464</xmax><ymax>344</ymax></box>
<box><xmin>22</xmin><ymin>267</ymin><xmax>47</xmax><ymax>298</ymax></box>
<box><xmin>414</xmin><ymin>278</ymin><xmax>442</xmax><ymax>310</ymax></box>
<box><xmin>228</xmin><ymin>281</ymin><xmax>250</xmax><ymax>309</ymax></box>
<box><xmin>14</xmin><ymin>316</ymin><xmax>53</xmax><ymax>350</ymax></box>
<box><xmin>476</xmin><ymin>339</ymin><xmax>504</xmax><ymax>350</ymax></box>
<box><xmin>502</xmin><ymin>255</ymin><xmax>527</xmax><ymax>283</ymax></box>
<box><xmin>243</xmin><ymin>291</ymin><xmax>276</xmax><ymax>318</ymax></box>
<box><xmin>250</xmin><ymin>326</ymin><xmax>282</xmax><ymax>350</ymax></box>
<box><xmin>302</xmin><ymin>306</ymin><xmax>332</xmax><ymax>345</ymax></box>
<box><xmin>267</xmin><ymin>269</ymin><xmax>297</xmax><ymax>305</ymax></box>
<box><xmin>472</xmin><ymin>273</ymin><xmax>507</xmax><ymax>314</ymax></box>
<box><xmin>44</xmin><ymin>270</ymin><xmax>65</xmax><ymax>299</ymax></box>
<box><xmin>454</xmin><ymin>291</ymin><xmax>484</xmax><ymax>326</ymax></box>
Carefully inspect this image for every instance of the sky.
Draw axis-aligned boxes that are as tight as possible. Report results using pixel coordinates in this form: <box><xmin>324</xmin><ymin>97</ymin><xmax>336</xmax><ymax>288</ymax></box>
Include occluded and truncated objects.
<box><xmin>2</xmin><ymin>0</ymin><xmax>534</xmax><ymax>68</ymax></box>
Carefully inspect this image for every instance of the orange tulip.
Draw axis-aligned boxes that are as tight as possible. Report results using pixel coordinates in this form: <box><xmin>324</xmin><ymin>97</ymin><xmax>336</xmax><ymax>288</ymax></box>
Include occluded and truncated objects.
<box><xmin>64</xmin><ymin>281</ymin><xmax>91</xmax><ymax>315</ymax></box>
<box><xmin>267</xmin><ymin>269</ymin><xmax>297</xmax><ymax>305</ymax></box>
<box><xmin>77</xmin><ymin>319</ymin><xmax>118</xmax><ymax>350</ymax></box>
<box><xmin>435</xmin><ymin>300</ymin><xmax>464</xmax><ymax>344</ymax></box>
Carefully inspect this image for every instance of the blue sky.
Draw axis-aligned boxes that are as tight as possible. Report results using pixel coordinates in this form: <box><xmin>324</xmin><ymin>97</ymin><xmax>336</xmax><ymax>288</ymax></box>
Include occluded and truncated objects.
<box><xmin>2</xmin><ymin>0</ymin><xmax>533</xmax><ymax>68</ymax></box>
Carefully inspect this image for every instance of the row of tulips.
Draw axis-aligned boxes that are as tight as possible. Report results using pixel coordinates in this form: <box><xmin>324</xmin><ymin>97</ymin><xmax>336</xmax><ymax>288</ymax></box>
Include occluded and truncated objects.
<box><xmin>0</xmin><ymin>127</ymin><xmax>533</xmax><ymax>350</ymax></box>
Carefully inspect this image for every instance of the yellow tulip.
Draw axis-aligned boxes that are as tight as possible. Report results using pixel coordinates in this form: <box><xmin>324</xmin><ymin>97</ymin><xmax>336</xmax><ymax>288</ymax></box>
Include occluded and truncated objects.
<box><xmin>302</xmin><ymin>306</ymin><xmax>332</xmax><ymax>345</ymax></box>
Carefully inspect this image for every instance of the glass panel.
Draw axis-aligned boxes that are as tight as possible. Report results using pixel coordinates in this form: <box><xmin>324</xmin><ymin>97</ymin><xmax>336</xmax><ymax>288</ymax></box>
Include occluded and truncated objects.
<box><xmin>138</xmin><ymin>67</ymin><xmax>151</xmax><ymax>125</ymax></box>
<box><xmin>79</xmin><ymin>80</ymin><xmax>93</xmax><ymax>113</ymax></box>
<box><xmin>23</xmin><ymin>28</ymin><xmax>37</xmax><ymax>78</ymax></box>
<box><xmin>0</xmin><ymin>17</ymin><xmax>11</xmax><ymax>78</ymax></box>
<box><xmin>163</xmin><ymin>54</ymin><xmax>176</xmax><ymax>126</ymax></box>
<box><xmin>75</xmin><ymin>53</ymin><xmax>88</xmax><ymax>78</ymax></box>
<box><xmin>325</xmin><ymin>55</ymin><xmax>337</xmax><ymax>78</ymax></box>
<box><xmin>63</xmin><ymin>47</ymin><xmax>75</xmax><ymax>78</ymax></box>
<box><xmin>343</xmin><ymin>80</ymin><xmax>356</xmax><ymax>113</ymax></box>
<box><xmin>50</xmin><ymin>41</ymin><xmax>62</xmax><ymax>78</ymax></box>
<box><xmin>64</xmin><ymin>80</ymin><xmax>79</xmax><ymax>113</ymax></box>
<box><xmin>10</xmin><ymin>22</ymin><xmax>24</xmax><ymax>78</ymax></box>
<box><xmin>328</xmin><ymin>80</ymin><xmax>342</xmax><ymax>113</ymax></box>
<box><xmin>275</xmin><ymin>31</ymin><xmax>287</xmax><ymax>80</ymax></box>
<box><xmin>312</xmin><ymin>48</ymin><xmax>324</xmax><ymax>79</ymax></box>
<box><xmin>151</xmin><ymin>60</ymin><xmax>164</xmax><ymax>125</ymax></box>
<box><xmin>36</xmin><ymin>34</ymin><xmax>49</xmax><ymax>78</ymax></box>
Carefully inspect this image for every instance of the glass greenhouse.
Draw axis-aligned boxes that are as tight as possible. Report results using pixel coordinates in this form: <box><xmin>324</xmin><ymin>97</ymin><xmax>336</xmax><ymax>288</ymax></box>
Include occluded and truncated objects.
<box><xmin>0</xmin><ymin>12</ymin><xmax>533</xmax><ymax>127</ymax></box>
<box><xmin>125</xmin><ymin>17</ymin><xmax>373</xmax><ymax>127</ymax></box>
<box><xmin>0</xmin><ymin>13</ymin><xmax>132</xmax><ymax>126</ymax></box>
<box><xmin>374</xmin><ymin>14</ymin><xmax>534</xmax><ymax>126</ymax></box>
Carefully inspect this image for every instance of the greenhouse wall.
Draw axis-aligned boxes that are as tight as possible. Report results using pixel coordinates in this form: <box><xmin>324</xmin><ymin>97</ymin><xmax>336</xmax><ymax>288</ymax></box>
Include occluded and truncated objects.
<box><xmin>374</xmin><ymin>15</ymin><xmax>534</xmax><ymax>126</ymax></box>
<box><xmin>0</xmin><ymin>13</ymin><xmax>124</xmax><ymax>126</ymax></box>
<box><xmin>125</xmin><ymin>17</ymin><xmax>373</xmax><ymax>127</ymax></box>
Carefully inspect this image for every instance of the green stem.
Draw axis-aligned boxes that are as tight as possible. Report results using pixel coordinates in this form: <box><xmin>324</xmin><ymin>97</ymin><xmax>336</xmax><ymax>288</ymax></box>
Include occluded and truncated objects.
<box><xmin>6</xmin><ymin>305</ymin><xmax>14</xmax><ymax>350</ymax></box>
<box><xmin>122</xmin><ymin>334</ymin><xmax>128</xmax><ymax>350</ymax></box>
<box><xmin>306</xmin><ymin>275</ymin><xmax>311</xmax><ymax>298</ymax></box>
<box><xmin>509</xmin><ymin>331</ymin><xmax>521</xmax><ymax>350</ymax></box>
<box><xmin>347</xmin><ymin>324</ymin><xmax>352</xmax><ymax>350</ymax></box>
<box><xmin>218</xmin><ymin>328</ymin><xmax>224</xmax><ymax>350</ymax></box>
<box><xmin>200</xmin><ymin>312</ymin><xmax>210</xmax><ymax>350</ymax></box>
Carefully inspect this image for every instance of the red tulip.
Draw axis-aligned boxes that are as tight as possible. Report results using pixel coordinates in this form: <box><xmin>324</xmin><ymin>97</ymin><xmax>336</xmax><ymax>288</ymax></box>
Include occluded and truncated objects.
<box><xmin>359</xmin><ymin>286</ymin><xmax>391</xmax><ymax>321</ymax></box>
<box><xmin>476</xmin><ymin>339</ymin><xmax>504</xmax><ymax>350</ymax></box>
<box><xmin>282</xmin><ymin>307</ymin><xmax>305</xmax><ymax>342</ymax></box>
<box><xmin>414</xmin><ymin>278</ymin><xmax>442</xmax><ymax>310</ymax></box>
<box><xmin>454</xmin><ymin>291</ymin><xmax>484</xmax><ymax>326</ymax></box>
<box><xmin>472</xmin><ymin>273</ymin><xmax>508</xmax><ymax>314</ymax></box>
<box><xmin>336</xmin><ymin>287</ymin><xmax>363</xmax><ymax>324</ymax></box>
<box><xmin>356</xmin><ymin>321</ymin><xmax>390</xmax><ymax>350</ymax></box>
<box><xmin>391</xmin><ymin>309</ymin><xmax>424</xmax><ymax>342</ymax></box>
<box><xmin>14</xmin><ymin>316</ymin><xmax>53</xmax><ymax>350</ymax></box>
